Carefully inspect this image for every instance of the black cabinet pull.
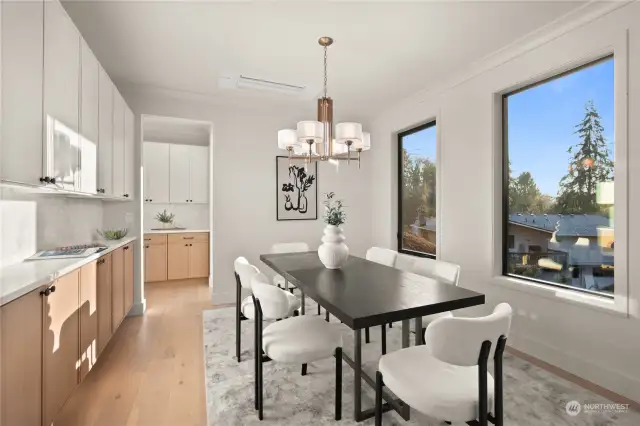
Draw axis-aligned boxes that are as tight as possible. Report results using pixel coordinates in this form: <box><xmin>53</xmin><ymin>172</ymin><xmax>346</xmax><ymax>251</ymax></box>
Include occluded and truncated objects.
<box><xmin>40</xmin><ymin>288</ymin><xmax>51</xmax><ymax>296</ymax></box>
<box><xmin>124</xmin><ymin>246</ymin><xmax>129</xmax><ymax>250</ymax></box>
<box><xmin>145</xmin><ymin>245</ymin><xmax>149</xmax><ymax>248</ymax></box>
<box><xmin>50</xmin><ymin>177</ymin><xmax>56</xmax><ymax>184</ymax></box>
<box><xmin>49</xmin><ymin>285</ymin><xmax>56</xmax><ymax>293</ymax></box>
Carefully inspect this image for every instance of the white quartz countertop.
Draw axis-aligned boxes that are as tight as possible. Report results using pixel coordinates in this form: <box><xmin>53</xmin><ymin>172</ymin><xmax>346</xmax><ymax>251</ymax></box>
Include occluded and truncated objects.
<box><xmin>0</xmin><ymin>237</ymin><xmax>137</xmax><ymax>307</ymax></box>
<box><xmin>144</xmin><ymin>229</ymin><xmax>210</xmax><ymax>234</ymax></box>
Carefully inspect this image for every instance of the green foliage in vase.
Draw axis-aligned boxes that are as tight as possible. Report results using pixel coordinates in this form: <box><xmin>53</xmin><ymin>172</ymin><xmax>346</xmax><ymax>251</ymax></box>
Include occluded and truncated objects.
<box><xmin>98</xmin><ymin>228</ymin><xmax>128</xmax><ymax>240</ymax></box>
<box><xmin>323</xmin><ymin>192</ymin><xmax>346</xmax><ymax>226</ymax></box>
<box><xmin>155</xmin><ymin>209</ymin><xmax>175</xmax><ymax>224</ymax></box>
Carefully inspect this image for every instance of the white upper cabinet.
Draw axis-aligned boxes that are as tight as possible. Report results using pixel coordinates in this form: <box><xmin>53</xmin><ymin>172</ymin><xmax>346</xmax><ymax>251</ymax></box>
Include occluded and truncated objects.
<box><xmin>124</xmin><ymin>106</ymin><xmax>135</xmax><ymax>199</ymax></box>
<box><xmin>1</xmin><ymin>0</ymin><xmax>45</xmax><ymax>186</ymax></box>
<box><xmin>43</xmin><ymin>0</ymin><xmax>81</xmax><ymax>190</ymax></box>
<box><xmin>169</xmin><ymin>144</ymin><xmax>191</xmax><ymax>203</ymax></box>
<box><xmin>112</xmin><ymin>91</ymin><xmax>126</xmax><ymax>197</ymax></box>
<box><xmin>167</xmin><ymin>144</ymin><xmax>209</xmax><ymax>204</ymax></box>
<box><xmin>143</xmin><ymin>142</ymin><xmax>170</xmax><ymax>203</ymax></box>
<box><xmin>79</xmin><ymin>40</ymin><xmax>100</xmax><ymax>194</ymax></box>
<box><xmin>189</xmin><ymin>146</ymin><xmax>209</xmax><ymax>204</ymax></box>
<box><xmin>98</xmin><ymin>68</ymin><xmax>114</xmax><ymax>196</ymax></box>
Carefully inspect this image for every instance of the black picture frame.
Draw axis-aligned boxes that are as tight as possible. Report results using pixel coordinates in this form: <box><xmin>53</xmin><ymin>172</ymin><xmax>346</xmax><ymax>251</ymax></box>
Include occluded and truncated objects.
<box><xmin>276</xmin><ymin>156</ymin><xmax>318</xmax><ymax>221</ymax></box>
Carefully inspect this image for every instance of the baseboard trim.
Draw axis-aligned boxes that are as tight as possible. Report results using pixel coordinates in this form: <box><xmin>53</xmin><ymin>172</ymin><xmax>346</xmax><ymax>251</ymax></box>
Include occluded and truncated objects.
<box><xmin>509</xmin><ymin>333</ymin><xmax>640</xmax><ymax>405</ymax></box>
<box><xmin>128</xmin><ymin>300</ymin><xmax>146</xmax><ymax>316</ymax></box>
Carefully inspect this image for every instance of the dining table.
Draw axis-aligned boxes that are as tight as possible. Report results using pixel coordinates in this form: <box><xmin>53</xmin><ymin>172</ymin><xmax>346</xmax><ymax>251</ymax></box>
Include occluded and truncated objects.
<box><xmin>260</xmin><ymin>251</ymin><xmax>486</xmax><ymax>422</ymax></box>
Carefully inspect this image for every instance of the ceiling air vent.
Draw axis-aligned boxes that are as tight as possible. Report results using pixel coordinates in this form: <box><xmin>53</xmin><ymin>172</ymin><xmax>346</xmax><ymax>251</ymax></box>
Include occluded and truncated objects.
<box><xmin>219</xmin><ymin>72</ymin><xmax>317</xmax><ymax>99</ymax></box>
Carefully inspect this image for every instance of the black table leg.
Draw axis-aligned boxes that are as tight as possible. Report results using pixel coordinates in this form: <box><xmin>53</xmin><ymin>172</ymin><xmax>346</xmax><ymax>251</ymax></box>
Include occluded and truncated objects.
<box><xmin>354</xmin><ymin>329</ymin><xmax>362</xmax><ymax>421</ymax></box>
<box><xmin>402</xmin><ymin>319</ymin><xmax>410</xmax><ymax>348</ymax></box>
<box><xmin>414</xmin><ymin>317</ymin><xmax>422</xmax><ymax>346</ymax></box>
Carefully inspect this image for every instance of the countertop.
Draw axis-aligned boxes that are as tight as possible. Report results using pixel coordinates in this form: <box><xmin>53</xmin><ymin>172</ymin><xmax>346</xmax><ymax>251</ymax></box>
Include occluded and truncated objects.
<box><xmin>0</xmin><ymin>237</ymin><xmax>136</xmax><ymax>307</ymax></box>
<box><xmin>144</xmin><ymin>229</ymin><xmax>210</xmax><ymax>234</ymax></box>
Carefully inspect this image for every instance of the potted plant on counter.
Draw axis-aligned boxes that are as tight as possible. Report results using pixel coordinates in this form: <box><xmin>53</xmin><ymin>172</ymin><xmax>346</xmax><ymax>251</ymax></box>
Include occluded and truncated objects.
<box><xmin>155</xmin><ymin>209</ymin><xmax>175</xmax><ymax>229</ymax></box>
<box><xmin>318</xmin><ymin>192</ymin><xmax>349</xmax><ymax>269</ymax></box>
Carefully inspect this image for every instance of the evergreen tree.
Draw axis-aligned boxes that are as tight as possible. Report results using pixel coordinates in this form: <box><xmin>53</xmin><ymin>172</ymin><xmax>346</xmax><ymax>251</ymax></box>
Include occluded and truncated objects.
<box><xmin>556</xmin><ymin>100</ymin><xmax>614</xmax><ymax>213</ymax></box>
<box><xmin>510</xmin><ymin>172</ymin><xmax>542</xmax><ymax>213</ymax></box>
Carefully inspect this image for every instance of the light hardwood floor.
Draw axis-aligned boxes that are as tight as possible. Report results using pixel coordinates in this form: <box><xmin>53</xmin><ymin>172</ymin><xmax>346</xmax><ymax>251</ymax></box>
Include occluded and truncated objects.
<box><xmin>55</xmin><ymin>279</ymin><xmax>213</xmax><ymax>426</ymax></box>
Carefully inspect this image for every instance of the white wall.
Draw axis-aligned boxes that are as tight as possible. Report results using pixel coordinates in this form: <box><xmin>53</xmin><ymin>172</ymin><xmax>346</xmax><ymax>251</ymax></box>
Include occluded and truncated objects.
<box><xmin>144</xmin><ymin>203</ymin><xmax>209</xmax><ymax>230</ymax></box>
<box><xmin>370</xmin><ymin>2</ymin><xmax>640</xmax><ymax>402</ymax></box>
<box><xmin>118</xmin><ymin>88</ymin><xmax>374</xmax><ymax>306</ymax></box>
<box><xmin>0</xmin><ymin>186</ymin><xmax>104</xmax><ymax>268</ymax></box>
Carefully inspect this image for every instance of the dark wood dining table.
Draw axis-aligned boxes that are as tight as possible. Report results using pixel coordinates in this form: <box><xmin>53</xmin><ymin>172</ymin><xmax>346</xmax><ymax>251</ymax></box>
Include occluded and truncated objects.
<box><xmin>260</xmin><ymin>251</ymin><xmax>485</xmax><ymax>422</ymax></box>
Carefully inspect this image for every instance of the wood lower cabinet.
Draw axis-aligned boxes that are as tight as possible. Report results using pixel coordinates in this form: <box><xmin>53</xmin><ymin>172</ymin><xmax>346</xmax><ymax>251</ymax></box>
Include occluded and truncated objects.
<box><xmin>1</xmin><ymin>286</ymin><xmax>44</xmax><ymax>426</ymax></box>
<box><xmin>111</xmin><ymin>246</ymin><xmax>125</xmax><ymax>331</ymax></box>
<box><xmin>145</xmin><ymin>241</ymin><xmax>167</xmax><ymax>282</ymax></box>
<box><xmin>124</xmin><ymin>244</ymin><xmax>134</xmax><ymax>314</ymax></box>
<box><xmin>190</xmin><ymin>240</ymin><xmax>210</xmax><ymax>278</ymax></box>
<box><xmin>79</xmin><ymin>261</ymin><xmax>98</xmax><ymax>381</ymax></box>
<box><xmin>96</xmin><ymin>253</ymin><xmax>112</xmax><ymax>356</ymax></box>
<box><xmin>167</xmin><ymin>241</ymin><xmax>191</xmax><ymax>280</ymax></box>
<box><xmin>43</xmin><ymin>270</ymin><xmax>80</xmax><ymax>426</ymax></box>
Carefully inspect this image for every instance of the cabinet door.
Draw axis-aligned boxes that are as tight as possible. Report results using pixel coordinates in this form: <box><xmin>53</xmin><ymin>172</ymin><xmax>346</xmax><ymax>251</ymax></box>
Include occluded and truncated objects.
<box><xmin>167</xmin><ymin>242</ymin><xmax>190</xmax><ymax>280</ymax></box>
<box><xmin>1</xmin><ymin>0</ymin><xmax>45</xmax><ymax>186</ymax></box>
<box><xmin>169</xmin><ymin>144</ymin><xmax>191</xmax><ymax>203</ymax></box>
<box><xmin>124</xmin><ymin>106</ymin><xmax>135</xmax><ymax>199</ymax></box>
<box><xmin>79</xmin><ymin>261</ymin><xmax>98</xmax><ymax>381</ymax></box>
<box><xmin>111</xmin><ymin>247</ymin><xmax>125</xmax><ymax>331</ymax></box>
<box><xmin>96</xmin><ymin>253</ymin><xmax>112</xmax><ymax>356</ymax></box>
<box><xmin>124</xmin><ymin>244</ymin><xmax>134</xmax><ymax>314</ymax></box>
<box><xmin>143</xmin><ymin>142</ymin><xmax>170</xmax><ymax>203</ymax></box>
<box><xmin>112</xmin><ymin>91</ymin><xmax>125</xmax><ymax>197</ymax></box>
<box><xmin>1</xmin><ymin>287</ymin><xmax>43</xmax><ymax>426</ymax></box>
<box><xmin>43</xmin><ymin>0</ymin><xmax>80</xmax><ymax>190</ymax></box>
<box><xmin>98</xmin><ymin>68</ymin><xmax>114</xmax><ymax>195</ymax></box>
<box><xmin>43</xmin><ymin>270</ymin><xmax>80</xmax><ymax>426</ymax></box>
<box><xmin>189</xmin><ymin>145</ymin><xmax>209</xmax><ymax>204</ymax></box>
<box><xmin>79</xmin><ymin>40</ymin><xmax>100</xmax><ymax>194</ymax></box>
<box><xmin>145</xmin><ymin>243</ymin><xmax>167</xmax><ymax>282</ymax></box>
<box><xmin>189</xmin><ymin>240</ymin><xmax>210</xmax><ymax>278</ymax></box>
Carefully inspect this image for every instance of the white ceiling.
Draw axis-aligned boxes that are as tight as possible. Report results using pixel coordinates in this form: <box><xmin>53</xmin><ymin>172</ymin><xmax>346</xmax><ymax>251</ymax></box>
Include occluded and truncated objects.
<box><xmin>63</xmin><ymin>1</ymin><xmax>586</xmax><ymax>120</ymax></box>
<box><xmin>143</xmin><ymin>115</ymin><xmax>212</xmax><ymax>146</ymax></box>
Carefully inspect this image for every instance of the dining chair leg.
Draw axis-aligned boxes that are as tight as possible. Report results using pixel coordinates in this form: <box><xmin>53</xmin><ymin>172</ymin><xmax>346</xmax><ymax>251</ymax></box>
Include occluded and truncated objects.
<box><xmin>380</xmin><ymin>325</ymin><xmax>387</xmax><ymax>355</ymax></box>
<box><xmin>326</xmin><ymin>311</ymin><xmax>330</xmax><ymax>322</ymax></box>
<box><xmin>301</xmin><ymin>363</ymin><xmax>307</xmax><ymax>376</ymax></box>
<box><xmin>494</xmin><ymin>336</ymin><xmax>507</xmax><ymax>426</ymax></box>
<box><xmin>375</xmin><ymin>371</ymin><xmax>383</xmax><ymax>426</ymax></box>
<box><xmin>253</xmin><ymin>309</ymin><xmax>258</xmax><ymax>410</ymax></box>
<box><xmin>365</xmin><ymin>327</ymin><xmax>370</xmax><ymax>344</ymax></box>
<box><xmin>422</xmin><ymin>327</ymin><xmax>426</xmax><ymax>345</ymax></box>
<box><xmin>317</xmin><ymin>304</ymin><xmax>321</xmax><ymax>316</ymax></box>
<box><xmin>335</xmin><ymin>347</ymin><xmax>342</xmax><ymax>421</ymax></box>
<box><xmin>478</xmin><ymin>341</ymin><xmax>491</xmax><ymax>426</ymax></box>
<box><xmin>258</xmin><ymin>332</ymin><xmax>264</xmax><ymax>420</ymax></box>
<box><xmin>388</xmin><ymin>322</ymin><xmax>392</xmax><ymax>328</ymax></box>
<box><xmin>235</xmin><ymin>274</ymin><xmax>242</xmax><ymax>362</ymax></box>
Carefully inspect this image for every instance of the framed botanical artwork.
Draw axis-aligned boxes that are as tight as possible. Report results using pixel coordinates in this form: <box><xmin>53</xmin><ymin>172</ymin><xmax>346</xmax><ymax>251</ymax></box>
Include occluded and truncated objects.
<box><xmin>276</xmin><ymin>156</ymin><xmax>318</xmax><ymax>220</ymax></box>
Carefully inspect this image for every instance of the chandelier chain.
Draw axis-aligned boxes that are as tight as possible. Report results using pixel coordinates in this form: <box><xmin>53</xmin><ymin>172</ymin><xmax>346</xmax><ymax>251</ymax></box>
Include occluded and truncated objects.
<box><xmin>323</xmin><ymin>45</ymin><xmax>328</xmax><ymax>98</ymax></box>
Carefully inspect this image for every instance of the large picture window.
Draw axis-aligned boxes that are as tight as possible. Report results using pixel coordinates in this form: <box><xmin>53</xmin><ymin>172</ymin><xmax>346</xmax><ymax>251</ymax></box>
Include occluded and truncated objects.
<box><xmin>503</xmin><ymin>56</ymin><xmax>615</xmax><ymax>297</ymax></box>
<box><xmin>398</xmin><ymin>121</ymin><xmax>437</xmax><ymax>258</ymax></box>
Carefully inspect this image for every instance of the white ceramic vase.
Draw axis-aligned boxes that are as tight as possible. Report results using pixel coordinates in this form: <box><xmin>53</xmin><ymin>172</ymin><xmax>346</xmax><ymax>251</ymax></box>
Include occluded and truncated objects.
<box><xmin>318</xmin><ymin>225</ymin><xmax>349</xmax><ymax>269</ymax></box>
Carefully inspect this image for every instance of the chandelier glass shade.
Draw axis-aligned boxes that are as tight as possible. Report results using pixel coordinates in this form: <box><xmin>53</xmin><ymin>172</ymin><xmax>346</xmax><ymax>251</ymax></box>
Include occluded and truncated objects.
<box><xmin>277</xmin><ymin>37</ymin><xmax>370</xmax><ymax>168</ymax></box>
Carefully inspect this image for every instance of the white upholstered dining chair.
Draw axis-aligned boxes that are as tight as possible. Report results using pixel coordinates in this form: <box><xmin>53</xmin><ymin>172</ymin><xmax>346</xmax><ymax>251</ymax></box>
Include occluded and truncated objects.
<box><xmin>375</xmin><ymin>303</ymin><xmax>512</xmax><ymax>426</ymax></box>
<box><xmin>234</xmin><ymin>257</ymin><xmax>300</xmax><ymax>363</ymax></box>
<box><xmin>251</xmin><ymin>273</ymin><xmax>343</xmax><ymax>421</ymax></box>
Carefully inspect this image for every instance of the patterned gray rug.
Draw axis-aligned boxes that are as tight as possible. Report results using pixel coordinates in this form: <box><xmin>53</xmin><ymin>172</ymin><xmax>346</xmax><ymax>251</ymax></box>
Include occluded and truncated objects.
<box><xmin>204</xmin><ymin>306</ymin><xmax>639</xmax><ymax>425</ymax></box>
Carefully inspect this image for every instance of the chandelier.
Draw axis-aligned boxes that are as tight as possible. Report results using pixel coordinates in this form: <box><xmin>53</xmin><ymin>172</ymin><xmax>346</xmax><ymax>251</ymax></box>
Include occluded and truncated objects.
<box><xmin>277</xmin><ymin>37</ymin><xmax>370</xmax><ymax>169</ymax></box>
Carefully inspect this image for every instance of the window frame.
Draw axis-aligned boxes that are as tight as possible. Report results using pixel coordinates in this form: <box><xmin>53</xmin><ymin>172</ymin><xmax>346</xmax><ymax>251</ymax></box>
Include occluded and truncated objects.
<box><xmin>501</xmin><ymin>55</ymin><xmax>615</xmax><ymax>299</ymax></box>
<box><xmin>397</xmin><ymin>120</ymin><xmax>437</xmax><ymax>259</ymax></box>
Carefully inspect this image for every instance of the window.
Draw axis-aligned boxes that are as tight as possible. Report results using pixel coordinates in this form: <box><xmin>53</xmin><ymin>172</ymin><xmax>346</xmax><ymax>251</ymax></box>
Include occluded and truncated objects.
<box><xmin>398</xmin><ymin>121</ymin><xmax>437</xmax><ymax>258</ymax></box>
<box><xmin>503</xmin><ymin>56</ymin><xmax>615</xmax><ymax>297</ymax></box>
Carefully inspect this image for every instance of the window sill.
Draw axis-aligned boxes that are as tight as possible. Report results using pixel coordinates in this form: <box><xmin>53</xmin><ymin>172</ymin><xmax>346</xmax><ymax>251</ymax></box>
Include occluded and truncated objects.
<box><xmin>492</xmin><ymin>275</ymin><xmax>628</xmax><ymax>318</ymax></box>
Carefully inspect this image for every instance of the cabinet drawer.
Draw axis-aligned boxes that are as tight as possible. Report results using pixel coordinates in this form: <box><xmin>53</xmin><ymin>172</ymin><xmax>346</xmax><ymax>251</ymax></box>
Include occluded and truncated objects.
<box><xmin>167</xmin><ymin>232</ymin><xmax>209</xmax><ymax>244</ymax></box>
<box><xmin>144</xmin><ymin>234</ymin><xmax>167</xmax><ymax>246</ymax></box>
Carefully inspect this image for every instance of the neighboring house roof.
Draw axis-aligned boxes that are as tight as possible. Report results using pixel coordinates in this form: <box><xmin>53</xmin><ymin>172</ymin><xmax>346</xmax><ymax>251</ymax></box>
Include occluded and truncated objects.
<box><xmin>508</xmin><ymin>213</ymin><xmax>610</xmax><ymax>237</ymax></box>
<box><xmin>412</xmin><ymin>217</ymin><xmax>436</xmax><ymax>232</ymax></box>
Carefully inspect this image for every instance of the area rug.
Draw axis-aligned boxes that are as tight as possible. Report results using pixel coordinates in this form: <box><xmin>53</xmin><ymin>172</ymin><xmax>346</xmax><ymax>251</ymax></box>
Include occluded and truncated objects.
<box><xmin>204</xmin><ymin>306</ymin><xmax>639</xmax><ymax>425</ymax></box>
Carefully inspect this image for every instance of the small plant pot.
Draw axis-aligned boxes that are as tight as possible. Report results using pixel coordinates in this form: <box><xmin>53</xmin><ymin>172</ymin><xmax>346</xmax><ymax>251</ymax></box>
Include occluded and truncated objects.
<box><xmin>160</xmin><ymin>221</ymin><xmax>173</xmax><ymax>229</ymax></box>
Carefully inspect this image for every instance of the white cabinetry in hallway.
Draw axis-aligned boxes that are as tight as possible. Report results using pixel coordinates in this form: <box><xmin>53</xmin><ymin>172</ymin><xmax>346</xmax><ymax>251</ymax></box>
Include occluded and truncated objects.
<box><xmin>143</xmin><ymin>142</ymin><xmax>170</xmax><ymax>203</ymax></box>
<box><xmin>0</xmin><ymin>0</ymin><xmax>135</xmax><ymax>201</ymax></box>
<box><xmin>167</xmin><ymin>144</ymin><xmax>209</xmax><ymax>204</ymax></box>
